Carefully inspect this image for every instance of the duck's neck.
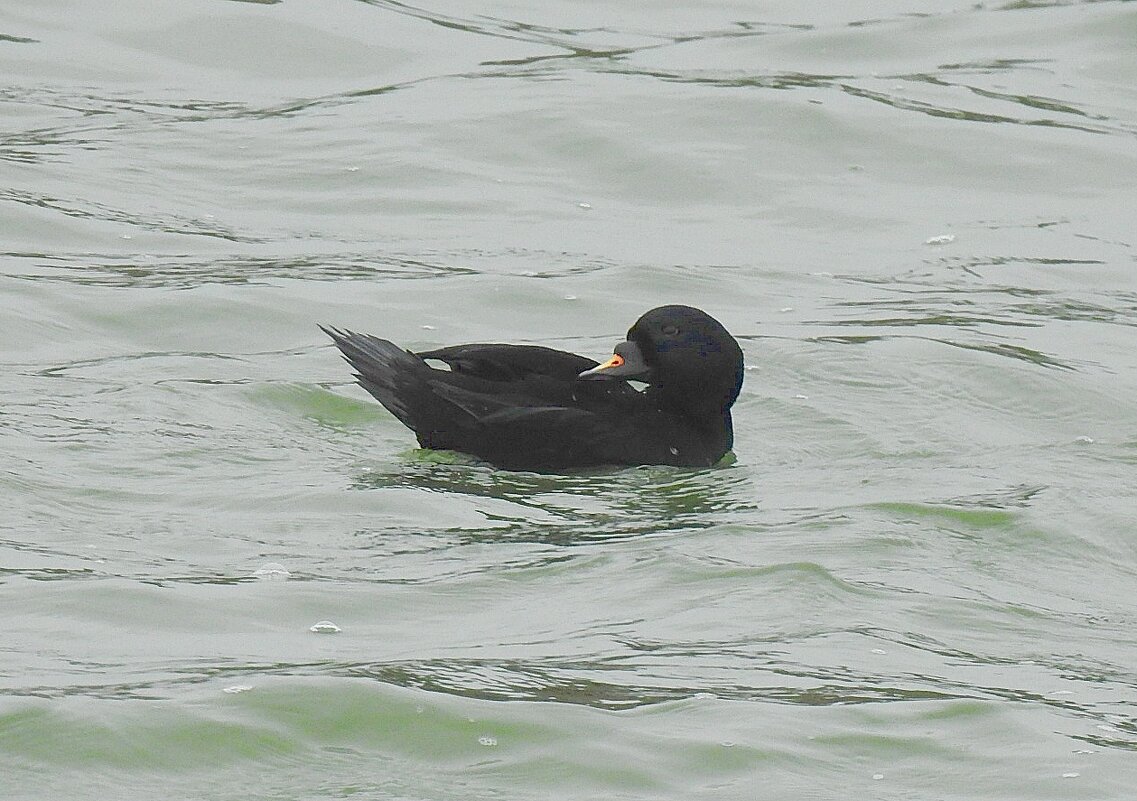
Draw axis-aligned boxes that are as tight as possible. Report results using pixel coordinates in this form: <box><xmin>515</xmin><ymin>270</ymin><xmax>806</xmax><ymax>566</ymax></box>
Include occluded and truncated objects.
<box><xmin>649</xmin><ymin>385</ymin><xmax>733</xmax><ymax>424</ymax></box>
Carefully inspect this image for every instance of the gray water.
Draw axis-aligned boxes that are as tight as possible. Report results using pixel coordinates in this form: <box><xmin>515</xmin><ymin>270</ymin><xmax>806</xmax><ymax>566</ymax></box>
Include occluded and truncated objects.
<box><xmin>3</xmin><ymin>1</ymin><xmax>1137</xmax><ymax>799</ymax></box>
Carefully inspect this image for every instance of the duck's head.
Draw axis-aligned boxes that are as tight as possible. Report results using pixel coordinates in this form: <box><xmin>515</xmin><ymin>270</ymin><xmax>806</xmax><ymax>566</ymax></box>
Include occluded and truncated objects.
<box><xmin>579</xmin><ymin>305</ymin><xmax>744</xmax><ymax>414</ymax></box>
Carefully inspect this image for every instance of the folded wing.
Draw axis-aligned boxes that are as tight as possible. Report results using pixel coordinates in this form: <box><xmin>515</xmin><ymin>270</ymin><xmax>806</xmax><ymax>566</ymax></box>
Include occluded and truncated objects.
<box><xmin>418</xmin><ymin>343</ymin><xmax>598</xmax><ymax>382</ymax></box>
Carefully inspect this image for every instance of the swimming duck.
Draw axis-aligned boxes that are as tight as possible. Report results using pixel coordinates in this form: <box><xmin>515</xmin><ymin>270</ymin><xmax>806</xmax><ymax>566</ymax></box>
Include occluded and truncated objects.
<box><xmin>321</xmin><ymin>304</ymin><xmax>743</xmax><ymax>472</ymax></box>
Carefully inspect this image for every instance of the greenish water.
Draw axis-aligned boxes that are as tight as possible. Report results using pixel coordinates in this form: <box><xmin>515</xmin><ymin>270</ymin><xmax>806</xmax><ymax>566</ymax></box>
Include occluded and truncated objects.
<box><xmin>3</xmin><ymin>0</ymin><xmax>1137</xmax><ymax>799</ymax></box>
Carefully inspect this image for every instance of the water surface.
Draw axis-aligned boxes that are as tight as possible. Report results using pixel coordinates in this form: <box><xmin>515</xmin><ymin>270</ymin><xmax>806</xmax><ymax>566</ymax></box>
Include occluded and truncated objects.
<box><xmin>3</xmin><ymin>1</ymin><xmax>1137</xmax><ymax>798</ymax></box>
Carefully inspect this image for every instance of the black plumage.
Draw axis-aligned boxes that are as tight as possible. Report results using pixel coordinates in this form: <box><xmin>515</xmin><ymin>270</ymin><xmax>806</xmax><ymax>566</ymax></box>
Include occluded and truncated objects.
<box><xmin>321</xmin><ymin>305</ymin><xmax>743</xmax><ymax>472</ymax></box>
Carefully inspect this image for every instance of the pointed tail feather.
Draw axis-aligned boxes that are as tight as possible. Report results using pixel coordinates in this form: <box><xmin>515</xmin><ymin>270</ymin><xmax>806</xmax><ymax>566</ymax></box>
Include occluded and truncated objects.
<box><xmin>320</xmin><ymin>326</ymin><xmax>423</xmax><ymax>428</ymax></box>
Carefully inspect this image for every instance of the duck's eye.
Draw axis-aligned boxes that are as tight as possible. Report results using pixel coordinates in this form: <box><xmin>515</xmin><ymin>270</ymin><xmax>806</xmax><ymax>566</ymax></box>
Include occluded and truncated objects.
<box><xmin>661</xmin><ymin>323</ymin><xmax>680</xmax><ymax>336</ymax></box>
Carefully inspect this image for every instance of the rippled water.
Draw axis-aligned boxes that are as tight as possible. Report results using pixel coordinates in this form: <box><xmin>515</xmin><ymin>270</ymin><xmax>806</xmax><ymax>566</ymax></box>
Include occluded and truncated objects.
<box><xmin>3</xmin><ymin>1</ymin><xmax>1137</xmax><ymax>799</ymax></box>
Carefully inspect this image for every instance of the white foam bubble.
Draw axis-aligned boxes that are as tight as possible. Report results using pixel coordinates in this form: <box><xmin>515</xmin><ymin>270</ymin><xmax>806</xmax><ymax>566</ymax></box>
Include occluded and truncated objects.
<box><xmin>253</xmin><ymin>563</ymin><xmax>290</xmax><ymax>580</ymax></box>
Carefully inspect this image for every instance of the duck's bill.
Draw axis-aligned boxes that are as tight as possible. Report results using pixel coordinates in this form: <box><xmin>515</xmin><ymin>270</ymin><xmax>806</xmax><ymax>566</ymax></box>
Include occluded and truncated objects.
<box><xmin>578</xmin><ymin>341</ymin><xmax>651</xmax><ymax>380</ymax></box>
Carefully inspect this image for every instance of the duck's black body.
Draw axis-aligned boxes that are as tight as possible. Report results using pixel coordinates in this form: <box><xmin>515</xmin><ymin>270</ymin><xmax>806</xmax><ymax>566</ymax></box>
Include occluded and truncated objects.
<box><xmin>321</xmin><ymin>305</ymin><xmax>743</xmax><ymax>473</ymax></box>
